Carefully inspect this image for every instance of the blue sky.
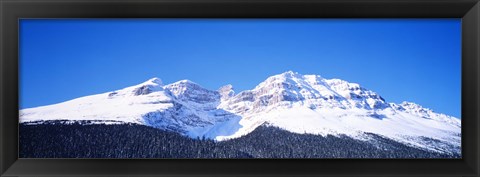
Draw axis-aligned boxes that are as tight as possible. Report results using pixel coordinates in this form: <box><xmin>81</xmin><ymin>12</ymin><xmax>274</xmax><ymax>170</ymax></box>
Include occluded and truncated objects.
<box><xmin>20</xmin><ymin>19</ymin><xmax>461</xmax><ymax>117</ymax></box>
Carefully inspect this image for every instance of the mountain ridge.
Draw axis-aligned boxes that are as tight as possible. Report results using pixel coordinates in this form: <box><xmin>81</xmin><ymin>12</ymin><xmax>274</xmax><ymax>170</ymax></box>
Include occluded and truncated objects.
<box><xmin>19</xmin><ymin>71</ymin><xmax>461</xmax><ymax>154</ymax></box>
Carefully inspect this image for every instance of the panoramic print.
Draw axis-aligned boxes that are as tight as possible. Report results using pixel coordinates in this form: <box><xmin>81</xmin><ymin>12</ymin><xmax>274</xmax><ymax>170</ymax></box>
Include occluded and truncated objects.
<box><xmin>19</xmin><ymin>19</ymin><xmax>461</xmax><ymax>158</ymax></box>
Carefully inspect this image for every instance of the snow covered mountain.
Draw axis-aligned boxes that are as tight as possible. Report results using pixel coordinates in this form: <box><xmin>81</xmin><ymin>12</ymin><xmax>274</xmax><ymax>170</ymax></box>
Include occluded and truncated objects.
<box><xmin>20</xmin><ymin>71</ymin><xmax>461</xmax><ymax>154</ymax></box>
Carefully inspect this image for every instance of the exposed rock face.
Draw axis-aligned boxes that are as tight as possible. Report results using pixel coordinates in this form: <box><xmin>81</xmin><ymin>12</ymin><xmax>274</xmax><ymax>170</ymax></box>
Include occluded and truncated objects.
<box><xmin>220</xmin><ymin>71</ymin><xmax>390</xmax><ymax>115</ymax></box>
<box><xmin>218</xmin><ymin>84</ymin><xmax>235</xmax><ymax>101</ymax></box>
<box><xmin>107</xmin><ymin>92</ymin><xmax>118</xmax><ymax>98</ymax></box>
<box><xmin>140</xmin><ymin>80</ymin><xmax>240</xmax><ymax>137</ymax></box>
<box><xmin>326</xmin><ymin>79</ymin><xmax>388</xmax><ymax>109</ymax></box>
<box><xmin>165</xmin><ymin>80</ymin><xmax>220</xmax><ymax>104</ymax></box>
<box><xmin>133</xmin><ymin>85</ymin><xmax>152</xmax><ymax>95</ymax></box>
<box><xmin>132</xmin><ymin>77</ymin><xmax>164</xmax><ymax>96</ymax></box>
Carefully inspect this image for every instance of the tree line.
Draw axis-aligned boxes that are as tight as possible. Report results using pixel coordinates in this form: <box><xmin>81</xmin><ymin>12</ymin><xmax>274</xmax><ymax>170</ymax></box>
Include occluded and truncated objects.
<box><xmin>19</xmin><ymin>121</ymin><xmax>459</xmax><ymax>158</ymax></box>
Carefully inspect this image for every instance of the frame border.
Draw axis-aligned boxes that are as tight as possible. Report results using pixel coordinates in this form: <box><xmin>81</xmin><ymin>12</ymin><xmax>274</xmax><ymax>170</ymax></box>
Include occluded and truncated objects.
<box><xmin>1</xmin><ymin>0</ymin><xmax>479</xmax><ymax>176</ymax></box>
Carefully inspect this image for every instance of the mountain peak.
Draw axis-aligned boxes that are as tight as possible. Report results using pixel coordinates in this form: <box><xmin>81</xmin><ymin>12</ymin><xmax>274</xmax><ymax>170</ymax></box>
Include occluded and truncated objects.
<box><xmin>174</xmin><ymin>79</ymin><xmax>198</xmax><ymax>85</ymax></box>
<box><xmin>218</xmin><ymin>84</ymin><xmax>234</xmax><ymax>91</ymax></box>
<box><xmin>164</xmin><ymin>79</ymin><xmax>220</xmax><ymax>104</ymax></box>
<box><xmin>280</xmin><ymin>70</ymin><xmax>302</xmax><ymax>78</ymax></box>
<box><xmin>142</xmin><ymin>77</ymin><xmax>163</xmax><ymax>86</ymax></box>
<box><xmin>254</xmin><ymin>71</ymin><xmax>303</xmax><ymax>90</ymax></box>
<box><xmin>166</xmin><ymin>79</ymin><xmax>204</xmax><ymax>91</ymax></box>
<box><xmin>129</xmin><ymin>77</ymin><xmax>164</xmax><ymax>96</ymax></box>
<box><xmin>218</xmin><ymin>84</ymin><xmax>235</xmax><ymax>100</ymax></box>
<box><xmin>283</xmin><ymin>70</ymin><xmax>296</xmax><ymax>75</ymax></box>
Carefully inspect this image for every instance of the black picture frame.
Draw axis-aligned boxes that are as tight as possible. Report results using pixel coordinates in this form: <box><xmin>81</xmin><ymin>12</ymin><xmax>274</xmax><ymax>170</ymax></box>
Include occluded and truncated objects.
<box><xmin>1</xmin><ymin>0</ymin><xmax>479</xmax><ymax>176</ymax></box>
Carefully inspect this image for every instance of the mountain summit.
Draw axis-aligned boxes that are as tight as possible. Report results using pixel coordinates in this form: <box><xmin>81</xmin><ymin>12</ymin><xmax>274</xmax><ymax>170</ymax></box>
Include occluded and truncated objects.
<box><xmin>20</xmin><ymin>71</ymin><xmax>461</xmax><ymax>154</ymax></box>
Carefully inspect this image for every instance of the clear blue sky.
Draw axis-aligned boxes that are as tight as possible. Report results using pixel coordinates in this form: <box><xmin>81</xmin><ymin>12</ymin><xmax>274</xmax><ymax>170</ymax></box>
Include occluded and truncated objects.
<box><xmin>20</xmin><ymin>19</ymin><xmax>461</xmax><ymax>118</ymax></box>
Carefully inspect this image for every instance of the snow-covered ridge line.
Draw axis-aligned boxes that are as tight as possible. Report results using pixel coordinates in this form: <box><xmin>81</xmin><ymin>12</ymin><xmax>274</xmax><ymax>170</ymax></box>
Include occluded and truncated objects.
<box><xmin>19</xmin><ymin>71</ymin><xmax>461</xmax><ymax>154</ymax></box>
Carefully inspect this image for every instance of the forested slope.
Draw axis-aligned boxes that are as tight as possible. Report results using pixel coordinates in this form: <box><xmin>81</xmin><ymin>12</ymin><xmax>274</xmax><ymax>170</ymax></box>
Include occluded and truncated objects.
<box><xmin>19</xmin><ymin>121</ymin><xmax>458</xmax><ymax>158</ymax></box>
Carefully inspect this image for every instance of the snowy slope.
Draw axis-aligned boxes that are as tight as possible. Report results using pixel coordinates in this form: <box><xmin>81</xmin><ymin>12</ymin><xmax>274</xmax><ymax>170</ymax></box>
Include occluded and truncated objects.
<box><xmin>20</xmin><ymin>78</ymin><xmax>242</xmax><ymax>138</ymax></box>
<box><xmin>19</xmin><ymin>71</ymin><xmax>461</xmax><ymax>153</ymax></box>
<box><xmin>214</xmin><ymin>71</ymin><xmax>460</xmax><ymax>153</ymax></box>
<box><xmin>20</xmin><ymin>78</ymin><xmax>171</xmax><ymax>124</ymax></box>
